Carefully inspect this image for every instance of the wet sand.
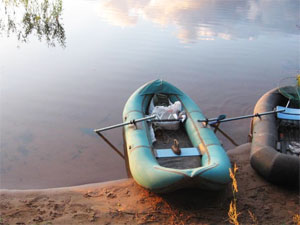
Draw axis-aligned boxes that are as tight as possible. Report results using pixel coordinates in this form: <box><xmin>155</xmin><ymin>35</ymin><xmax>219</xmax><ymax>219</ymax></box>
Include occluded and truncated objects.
<box><xmin>0</xmin><ymin>143</ymin><xmax>299</xmax><ymax>225</ymax></box>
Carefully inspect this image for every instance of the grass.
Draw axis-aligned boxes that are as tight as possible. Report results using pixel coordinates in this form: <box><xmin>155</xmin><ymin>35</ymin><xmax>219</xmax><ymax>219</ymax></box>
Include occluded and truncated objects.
<box><xmin>293</xmin><ymin>214</ymin><xmax>300</xmax><ymax>225</ymax></box>
<box><xmin>228</xmin><ymin>163</ymin><xmax>299</xmax><ymax>225</ymax></box>
<box><xmin>228</xmin><ymin>163</ymin><xmax>240</xmax><ymax>225</ymax></box>
<box><xmin>248</xmin><ymin>210</ymin><xmax>258</xmax><ymax>225</ymax></box>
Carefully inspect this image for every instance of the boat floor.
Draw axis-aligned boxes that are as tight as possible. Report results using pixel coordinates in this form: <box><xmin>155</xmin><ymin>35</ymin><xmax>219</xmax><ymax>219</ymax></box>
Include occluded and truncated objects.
<box><xmin>276</xmin><ymin>100</ymin><xmax>300</xmax><ymax>157</ymax></box>
<box><xmin>152</xmin><ymin>125</ymin><xmax>202</xmax><ymax>169</ymax></box>
<box><xmin>278</xmin><ymin>124</ymin><xmax>300</xmax><ymax>157</ymax></box>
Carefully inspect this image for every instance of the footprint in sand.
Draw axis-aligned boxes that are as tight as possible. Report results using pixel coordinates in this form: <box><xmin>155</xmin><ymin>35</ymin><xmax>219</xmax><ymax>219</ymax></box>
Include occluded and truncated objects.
<box><xmin>26</xmin><ymin>195</ymin><xmax>49</xmax><ymax>208</ymax></box>
<box><xmin>73</xmin><ymin>213</ymin><xmax>90</xmax><ymax>220</ymax></box>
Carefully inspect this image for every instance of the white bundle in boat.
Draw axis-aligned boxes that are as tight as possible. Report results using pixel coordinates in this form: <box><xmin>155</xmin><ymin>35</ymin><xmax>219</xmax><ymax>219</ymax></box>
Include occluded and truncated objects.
<box><xmin>288</xmin><ymin>142</ymin><xmax>300</xmax><ymax>155</ymax></box>
<box><xmin>151</xmin><ymin>101</ymin><xmax>182</xmax><ymax>130</ymax></box>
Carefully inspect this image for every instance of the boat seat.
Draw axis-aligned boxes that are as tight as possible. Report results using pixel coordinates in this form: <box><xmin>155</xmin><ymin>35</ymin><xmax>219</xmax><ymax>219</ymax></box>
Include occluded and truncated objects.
<box><xmin>276</xmin><ymin>106</ymin><xmax>300</xmax><ymax>120</ymax></box>
<box><xmin>155</xmin><ymin>147</ymin><xmax>201</xmax><ymax>158</ymax></box>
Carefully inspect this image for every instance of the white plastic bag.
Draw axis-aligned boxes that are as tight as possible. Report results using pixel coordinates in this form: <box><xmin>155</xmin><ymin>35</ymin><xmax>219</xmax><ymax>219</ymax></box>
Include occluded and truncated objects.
<box><xmin>152</xmin><ymin>101</ymin><xmax>182</xmax><ymax>130</ymax></box>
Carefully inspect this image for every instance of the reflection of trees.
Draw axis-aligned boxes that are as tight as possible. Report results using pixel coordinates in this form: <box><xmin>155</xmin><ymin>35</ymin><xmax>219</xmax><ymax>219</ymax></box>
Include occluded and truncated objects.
<box><xmin>0</xmin><ymin>0</ymin><xmax>66</xmax><ymax>47</ymax></box>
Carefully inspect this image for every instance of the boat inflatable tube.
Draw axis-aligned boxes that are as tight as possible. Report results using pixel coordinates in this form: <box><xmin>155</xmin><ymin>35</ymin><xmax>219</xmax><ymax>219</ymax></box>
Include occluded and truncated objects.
<box><xmin>250</xmin><ymin>88</ymin><xmax>300</xmax><ymax>186</ymax></box>
<box><xmin>123</xmin><ymin>80</ymin><xmax>231</xmax><ymax>193</ymax></box>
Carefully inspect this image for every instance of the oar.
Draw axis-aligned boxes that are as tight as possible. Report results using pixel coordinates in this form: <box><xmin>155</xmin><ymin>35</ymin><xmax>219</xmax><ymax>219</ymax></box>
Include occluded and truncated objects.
<box><xmin>94</xmin><ymin>115</ymin><xmax>157</xmax><ymax>133</ymax></box>
<box><xmin>94</xmin><ymin>115</ymin><xmax>156</xmax><ymax>159</ymax></box>
<box><xmin>198</xmin><ymin>109</ymin><xmax>285</xmax><ymax>125</ymax></box>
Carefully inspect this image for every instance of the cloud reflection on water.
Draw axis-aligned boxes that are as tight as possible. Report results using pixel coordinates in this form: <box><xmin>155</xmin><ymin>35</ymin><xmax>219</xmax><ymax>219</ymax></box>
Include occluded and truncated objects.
<box><xmin>98</xmin><ymin>0</ymin><xmax>299</xmax><ymax>43</ymax></box>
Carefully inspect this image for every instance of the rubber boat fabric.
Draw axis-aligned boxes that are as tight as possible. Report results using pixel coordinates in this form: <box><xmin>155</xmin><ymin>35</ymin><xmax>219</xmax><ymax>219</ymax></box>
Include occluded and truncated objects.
<box><xmin>122</xmin><ymin>79</ymin><xmax>231</xmax><ymax>193</ymax></box>
<box><xmin>250</xmin><ymin>88</ymin><xmax>300</xmax><ymax>186</ymax></box>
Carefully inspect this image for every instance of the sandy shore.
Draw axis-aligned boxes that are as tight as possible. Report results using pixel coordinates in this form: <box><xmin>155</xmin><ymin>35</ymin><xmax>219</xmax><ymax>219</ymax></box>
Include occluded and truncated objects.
<box><xmin>0</xmin><ymin>143</ymin><xmax>299</xmax><ymax>225</ymax></box>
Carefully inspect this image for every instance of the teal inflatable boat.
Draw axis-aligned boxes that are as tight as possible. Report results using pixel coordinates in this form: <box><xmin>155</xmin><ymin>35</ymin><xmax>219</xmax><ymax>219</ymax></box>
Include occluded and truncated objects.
<box><xmin>123</xmin><ymin>80</ymin><xmax>231</xmax><ymax>193</ymax></box>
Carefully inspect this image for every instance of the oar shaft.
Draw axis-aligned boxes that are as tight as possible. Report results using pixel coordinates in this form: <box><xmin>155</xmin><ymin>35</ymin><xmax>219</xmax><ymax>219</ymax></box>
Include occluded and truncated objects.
<box><xmin>220</xmin><ymin>110</ymin><xmax>284</xmax><ymax>123</ymax></box>
<box><xmin>95</xmin><ymin>121</ymin><xmax>131</xmax><ymax>133</ymax></box>
<box><xmin>94</xmin><ymin>115</ymin><xmax>156</xmax><ymax>133</ymax></box>
<box><xmin>151</xmin><ymin>119</ymin><xmax>180</xmax><ymax>122</ymax></box>
<box><xmin>198</xmin><ymin>109</ymin><xmax>285</xmax><ymax>124</ymax></box>
<box><xmin>96</xmin><ymin>132</ymin><xmax>125</xmax><ymax>159</ymax></box>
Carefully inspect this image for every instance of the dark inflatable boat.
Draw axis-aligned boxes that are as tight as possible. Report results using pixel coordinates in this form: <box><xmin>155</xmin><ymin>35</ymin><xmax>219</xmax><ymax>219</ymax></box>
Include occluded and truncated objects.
<box><xmin>250</xmin><ymin>86</ymin><xmax>300</xmax><ymax>186</ymax></box>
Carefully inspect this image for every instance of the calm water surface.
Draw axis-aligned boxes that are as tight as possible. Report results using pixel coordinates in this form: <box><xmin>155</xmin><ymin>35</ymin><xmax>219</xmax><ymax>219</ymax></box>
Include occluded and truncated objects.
<box><xmin>0</xmin><ymin>0</ymin><xmax>299</xmax><ymax>189</ymax></box>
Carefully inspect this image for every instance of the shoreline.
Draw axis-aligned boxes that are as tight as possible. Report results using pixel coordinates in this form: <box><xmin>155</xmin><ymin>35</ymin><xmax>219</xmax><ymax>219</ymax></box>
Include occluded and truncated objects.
<box><xmin>0</xmin><ymin>143</ymin><xmax>299</xmax><ymax>225</ymax></box>
<box><xmin>0</xmin><ymin>179</ymin><xmax>129</xmax><ymax>193</ymax></box>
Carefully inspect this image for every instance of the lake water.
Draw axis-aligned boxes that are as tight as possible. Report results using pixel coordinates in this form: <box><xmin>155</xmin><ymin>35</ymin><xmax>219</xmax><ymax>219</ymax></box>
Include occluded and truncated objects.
<box><xmin>0</xmin><ymin>0</ymin><xmax>299</xmax><ymax>189</ymax></box>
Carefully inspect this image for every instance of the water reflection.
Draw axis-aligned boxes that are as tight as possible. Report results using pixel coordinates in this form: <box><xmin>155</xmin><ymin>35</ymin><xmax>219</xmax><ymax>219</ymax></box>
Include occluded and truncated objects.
<box><xmin>99</xmin><ymin>0</ymin><xmax>299</xmax><ymax>43</ymax></box>
<box><xmin>0</xmin><ymin>0</ymin><xmax>298</xmax><ymax>189</ymax></box>
<box><xmin>0</xmin><ymin>0</ymin><xmax>66</xmax><ymax>47</ymax></box>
